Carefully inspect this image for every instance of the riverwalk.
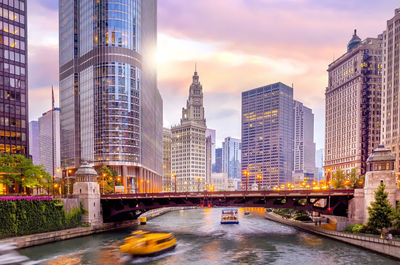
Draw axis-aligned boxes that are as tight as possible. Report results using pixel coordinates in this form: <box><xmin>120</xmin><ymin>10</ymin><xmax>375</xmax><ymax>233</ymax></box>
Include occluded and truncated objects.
<box><xmin>0</xmin><ymin>207</ymin><xmax>188</xmax><ymax>249</ymax></box>
<box><xmin>265</xmin><ymin>212</ymin><xmax>400</xmax><ymax>260</ymax></box>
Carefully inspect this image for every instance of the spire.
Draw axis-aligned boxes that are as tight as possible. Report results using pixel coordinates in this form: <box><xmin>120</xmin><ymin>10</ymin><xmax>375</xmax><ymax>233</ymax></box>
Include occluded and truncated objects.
<box><xmin>193</xmin><ymin>63</ymin><xmax>199</xmax><ymax>83</ymax></box>
<box><xmin>347</xmin><ymin>29</ymin><xmax>361</xmax><ymax>52</ymax></box>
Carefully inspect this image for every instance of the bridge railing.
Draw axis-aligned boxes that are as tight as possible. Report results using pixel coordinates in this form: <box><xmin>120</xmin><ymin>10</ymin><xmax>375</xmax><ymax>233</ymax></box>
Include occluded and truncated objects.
<box><xmin>100</xmin><ymin>189</ymin><xmax>354</xmax><ymax>199</ymax></box>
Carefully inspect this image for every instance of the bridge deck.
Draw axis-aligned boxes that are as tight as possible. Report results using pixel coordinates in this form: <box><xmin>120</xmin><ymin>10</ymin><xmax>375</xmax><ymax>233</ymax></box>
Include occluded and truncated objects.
<box><xmin>101</xmin><ymin>189</ymin><xmax>354</xmax><ymax>200</ymax></box>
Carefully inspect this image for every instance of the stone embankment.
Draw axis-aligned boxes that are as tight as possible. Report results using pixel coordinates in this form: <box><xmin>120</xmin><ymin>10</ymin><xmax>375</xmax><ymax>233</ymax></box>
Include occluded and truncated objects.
<box><xmin>0</xmin><ymin>207</ymin><xmax>188</xmax><ymax>249</ymax></box>
<box><xmin>265</xmin><ymin>212</ymin><xmax>400</xmax><ymax>260</ymax></box>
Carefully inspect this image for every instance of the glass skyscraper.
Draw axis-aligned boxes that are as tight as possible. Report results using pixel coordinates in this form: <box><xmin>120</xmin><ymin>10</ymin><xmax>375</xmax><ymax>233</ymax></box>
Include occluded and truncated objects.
<box><xmin>59</xmin><ymin>0</ymin><xmax>162</xmax><ymax>193</ymax></box>
<box><xmin>222</xmin><ymin>137</ymin><xmax>241</xmax><ymax>179</ymax></box>
<box><xmin>241</xmin><ymin>82</ymin><xmax>294</xmax><ymax>188</ymax></box>
<box><xmin>0</xmin><ymin>0</ymin><xmax>27</xmax><ymax>156</ymax></box>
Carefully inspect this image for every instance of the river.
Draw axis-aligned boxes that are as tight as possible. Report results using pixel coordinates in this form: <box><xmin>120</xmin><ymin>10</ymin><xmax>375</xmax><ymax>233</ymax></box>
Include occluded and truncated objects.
<box><xmin>20</xmin><ymin>208</ymin><xmax>399</xmax><ymax>265</ymax></box>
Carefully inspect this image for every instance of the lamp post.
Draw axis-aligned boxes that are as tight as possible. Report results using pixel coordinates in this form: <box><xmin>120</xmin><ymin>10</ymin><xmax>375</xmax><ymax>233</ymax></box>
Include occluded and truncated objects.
<box><xmin>195</xmin><ymin>177</ymin><xmax>200</xmax><ymax>192</ymax></box>
<box><xmin>171</xmin><ymin>174</ymin><xmax>177</xmax><ymax>193</ymax></box>
<box><xmin>102</xmin><ymin>173</ymin><xmax>106</xmax><ymax>194</ymax></box>
<box><xmin>256</xmin><ymin>174</ymin><xmax>262</xmax><ymax>190</ymax></box>
<box><xmin>243</xmin><ymin>170</ymin><xmax>249</xmax><ymax>192</ymax></box>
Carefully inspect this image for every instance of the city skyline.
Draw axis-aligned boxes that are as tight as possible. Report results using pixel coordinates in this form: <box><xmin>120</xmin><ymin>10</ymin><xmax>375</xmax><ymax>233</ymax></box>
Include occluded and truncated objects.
<box><xmin>28</xmin><ymin>0</ymin><xmax>398</xmax><ymax>148</ymax></box>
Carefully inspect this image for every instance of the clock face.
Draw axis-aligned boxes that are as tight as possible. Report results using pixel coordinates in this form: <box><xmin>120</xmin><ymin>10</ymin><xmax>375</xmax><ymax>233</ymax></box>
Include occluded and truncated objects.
<box><xmin>194</xmin><ymin>98</ymin><xmax>200</xmax><ymax>104</ymax></box>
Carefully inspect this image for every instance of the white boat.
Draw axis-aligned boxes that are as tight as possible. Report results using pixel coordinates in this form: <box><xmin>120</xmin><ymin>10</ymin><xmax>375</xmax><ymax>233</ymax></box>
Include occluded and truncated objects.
<box><xmin>220</xmin><ymin>209</ymin><xmax>239</xmax><ymax>224</ymax></box>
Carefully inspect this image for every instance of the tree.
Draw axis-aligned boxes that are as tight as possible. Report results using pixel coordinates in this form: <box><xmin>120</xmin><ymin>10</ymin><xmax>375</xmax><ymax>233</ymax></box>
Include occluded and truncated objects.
<box><xmin>98</xmin><ymin>166</ymin><xmax>119</xmax><ymax>194</ymax></box>
<box><xmin>367</xmin><ymin>182</ymin><xmax>395</xmax><ymax>235</ymax></box>
<box><xmin>349</xmin><ymin>167</ymin><xmax>364</xmax><ymax>189</ymax></box>
<box><xmin>0</xmin><ymin>153</ymin><xmax>51</xmax><ymax>194</ymax></box>
<box><xmin>394</xmin><ymin>203</ymin><xmax>400</xmax><ymax>231</ymax></box>
<box><xmin>331</xmin><ymin>169</ymin><xmax>346</xmax><ymax>189</ymax></box>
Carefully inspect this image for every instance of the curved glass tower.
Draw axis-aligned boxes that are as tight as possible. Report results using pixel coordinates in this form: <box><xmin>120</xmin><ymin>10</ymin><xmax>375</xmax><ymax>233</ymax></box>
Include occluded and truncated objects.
<box><xmin>59</xmin><ymin>0</ymin><xmax>162</xmax><ymax>193</ymax></box>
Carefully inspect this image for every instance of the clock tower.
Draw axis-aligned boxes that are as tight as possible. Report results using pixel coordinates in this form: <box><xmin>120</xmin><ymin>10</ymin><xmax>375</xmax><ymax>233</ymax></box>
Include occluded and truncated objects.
<box><xmin>181</xmin><ymin>68</ymin><xmax>206</xmax><ymax>126</ymax></box>
<box><xmin>171</xmin><ymin>66</ymin><xmax>208</xmax><ymax>192</ymax></box>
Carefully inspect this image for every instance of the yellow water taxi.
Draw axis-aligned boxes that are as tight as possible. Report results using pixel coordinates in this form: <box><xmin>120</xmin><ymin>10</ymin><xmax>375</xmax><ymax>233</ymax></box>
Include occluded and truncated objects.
<box><xmin>120</xmin><ymin>230</ymin><xmax>177</xmax><ymax>256</ymax></box>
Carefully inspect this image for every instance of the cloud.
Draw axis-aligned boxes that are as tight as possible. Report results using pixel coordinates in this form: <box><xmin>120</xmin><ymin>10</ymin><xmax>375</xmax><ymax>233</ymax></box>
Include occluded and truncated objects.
<box><xmin>28</xmin><ymin>0</ymin><xmax>399</xmax><ymax>150</ymax></box>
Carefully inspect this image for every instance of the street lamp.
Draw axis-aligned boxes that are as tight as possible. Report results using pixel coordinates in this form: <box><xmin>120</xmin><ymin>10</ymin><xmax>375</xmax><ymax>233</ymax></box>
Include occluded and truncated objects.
<box><xmin>102</xmin><ymin>173</ymin><xmax>107</xmax><ymax>194</ymax></box>
<box><xmin>171</xmin><ymin>173</ymin><xmax>177</xmax><ymax>193</ymax></box>
<box><xmin>256</xmin><ymin>175</ymin><xmax>262</xmax><ymax>190</ymax></box>
<box><xmin>195</xmin><ymin>177</ymin><xmax>200</xmax><ymax>192</ymax></box>
<box><xmin>243</xmin><ymin>170</ymin><xmax>249</xmax><ymax>192</ymax></box>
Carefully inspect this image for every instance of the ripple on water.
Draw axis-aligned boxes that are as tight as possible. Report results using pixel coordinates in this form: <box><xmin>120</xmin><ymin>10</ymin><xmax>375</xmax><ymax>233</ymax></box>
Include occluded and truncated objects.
<box><xmin>19</xmin><ymin>208</ymin><xmax>400</xmax><ymax>265</ymax></box>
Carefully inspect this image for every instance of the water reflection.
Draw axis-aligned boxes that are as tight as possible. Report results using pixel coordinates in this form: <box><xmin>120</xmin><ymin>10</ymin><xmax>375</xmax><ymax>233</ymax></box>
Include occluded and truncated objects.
<box><xmin>20</xmin><ymin>208</ymin><xmax>399</xmax><ymax>265</ymax></box>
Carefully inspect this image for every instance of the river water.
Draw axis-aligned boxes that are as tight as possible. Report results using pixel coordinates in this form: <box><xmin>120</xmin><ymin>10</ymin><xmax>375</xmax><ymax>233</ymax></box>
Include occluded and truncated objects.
<box><xmin>20</xmin><ymin>208</ymin><xmax>399</xmax><ymax>265</ymax></box>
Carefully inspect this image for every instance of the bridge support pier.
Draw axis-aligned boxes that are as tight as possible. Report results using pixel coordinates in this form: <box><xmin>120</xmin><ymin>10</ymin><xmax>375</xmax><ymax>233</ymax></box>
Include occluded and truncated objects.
<box><xmin>348</xmin><ymin>145</ymin><xmax>400</xmax><ymax>224</ymax></box>
<box><xmin>73</xmin><ymin>162</ymin><xmax>103</xmax><ymax>225</ymax></box>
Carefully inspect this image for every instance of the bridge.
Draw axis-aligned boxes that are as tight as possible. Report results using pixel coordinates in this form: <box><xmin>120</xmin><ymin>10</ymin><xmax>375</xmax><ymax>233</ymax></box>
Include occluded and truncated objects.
<box><xmin>100</xmin><ymin>189</ymin><xmax>354</xmax><ymax>222</ymax></box>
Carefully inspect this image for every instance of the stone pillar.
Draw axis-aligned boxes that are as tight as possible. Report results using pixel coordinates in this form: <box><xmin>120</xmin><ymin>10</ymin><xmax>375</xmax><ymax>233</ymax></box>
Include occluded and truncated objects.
<box><xmin>73</xmin><ymin>162</ymin><xmax>102</xmax><ymax>225</ymax></box>
<box><xmin>362</xmin><ymin>145</ymin><xmax>398</xmax><ymax>224</ymax></box>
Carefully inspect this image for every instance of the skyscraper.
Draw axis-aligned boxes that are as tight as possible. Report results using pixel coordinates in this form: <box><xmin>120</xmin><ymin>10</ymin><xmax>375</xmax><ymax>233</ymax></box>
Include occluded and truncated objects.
<box><xmin>59</xmin><ymin>0</ymin><xmax>162</xmax><ymax>193</ymax></box>
<box><xmin>325</xmin><ymin>30</ymin><xmax>382</xmax><ymax>176</ymax></box>
<box><xmin>242</xmin><ymin>82</ymin><xmax>294</xmax><ymax>188</ymax></box>
<box><xmin>206</xmin><ymin>128</ymin><xmax>215</xmax><ymax>183</ymax></box>
<box><xmin>0</xmin><ymin>0</ymin><xmax>28</xmax><ymax>155</ymax></box>
<box><xmin>381</xmin><ymin>8</ymin><xmax>400</xmax><ymax>171</ymax></box>
<box><xmin>29</xmin><ymin>121</ymin><xmax>39</xmax><ymax>165</ymax></box>
<box><xmin>292</xmin><ymin>101</ymin><xmax>315</xmax><ymax>184</ymax></box>
<box><xmin>39</xmin><ymin>108</ymin><xmax>61</xmax><ymax>179</ymax></box>
<box><xmin>215</xmin><ymin>148</ymin><xmax>223</xmax><ymax>173</ymax></box>
<box><xmin>222</xmin><ymin>137</ymin><xmax>241</xmax><ymax>179</ymax></box>
<box><xmin>162</xmin><ymin>128</ymin><xmax>172</xmax><ymax>192</ymax></box>
<box><xmin>171</xmin><ymin>70</ymin><xmax>207</xmax><ymax>192</ymax></box>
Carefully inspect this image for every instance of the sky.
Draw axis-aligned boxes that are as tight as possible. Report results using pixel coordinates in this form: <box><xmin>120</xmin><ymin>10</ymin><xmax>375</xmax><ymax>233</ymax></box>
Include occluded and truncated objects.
<box><xmin>28</xmin><ymin>0</ymin><xmax>399</xmax><ymax>149</ymax></box>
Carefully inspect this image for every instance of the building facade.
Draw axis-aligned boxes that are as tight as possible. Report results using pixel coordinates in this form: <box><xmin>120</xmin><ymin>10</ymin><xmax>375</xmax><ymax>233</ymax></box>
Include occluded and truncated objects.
<box><xmin>29</xmin><ymin>120</ymin><xmax>39</xmax><ymax>165</ymax></box>
<box><xmin>325</xmin><ymin>30</ymin><xmax>382</xmax><ymax>176</ymax></box>
<box><xmin>206</xmin><ymin>128</ymin><xmax>215</xmax><ymax>183</ymax></box>
<box><xmin>171</xmin><ymin>70</ymin><xmax>207</xmax><ymax>192</ymax></box>
<box><xmin>39</xmin><ymin>108</ymin><xmax>61</xmax><ymax>179</ymax></box>
<box><xmin>0</xmin><ymin>0</ymin><xmax>28</xmax><ymax>155</ymax></box>
<box><xmin>59</xmin><ymin>0</ymin><xmax>162</xmax><ymax>193</ymax></box>
<box><xmin>242</xmin><ymin>82</ymin><xmax>294</xmax><ymax>189</ymax></box>
<box><xmin>315</xmin><ymin>148</ymin><xmax>324</xmax><ymax>180</ymax></box>
<box><xmin>210</xmin><ymin>172</ymin><xmax>228</xmax><ymax>191</ymax></box>
<box><xmin>162</xmin><ymin>128</ymin><xmax>172</xmax><ymax>192</ymax></box>
<box><xmin>381</xmin><ymin>8</ymin><xmax>400</xmax><ymax>171</ymax></box>
<box><xmin>222</xmin><ymin>137</ymin><xmax>241</xmax><ymax>179</ymax></box>
<box><xmin>292</xmin><ymin>100</ymin><xmax>316</xmax><ymax>183</ymax></box>
<box><xmin>215</xmin><ymin>148</ymin><xmax>223</xmax><ymax>173</ymax></box>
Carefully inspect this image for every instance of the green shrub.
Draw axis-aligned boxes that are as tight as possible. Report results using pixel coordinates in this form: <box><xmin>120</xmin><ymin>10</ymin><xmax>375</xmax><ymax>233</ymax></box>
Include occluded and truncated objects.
<box><xmin>0</xmin><ymin>199</ymin><xmax>85</xmax><ymax>238</ymax></box>
<box><xmin>352</xmin><ymin>224</ymin><xmax>363</xmax><ymax>233</ymax></box>
<box><xmin>294</xmin><ymin>214</ymin><xmax>312</xmax><ymax>222</ymax></box>
<box><xmin>344</xmin><ymin>224</ymin><xmax>355</xmax><ymax>233</ymax></box>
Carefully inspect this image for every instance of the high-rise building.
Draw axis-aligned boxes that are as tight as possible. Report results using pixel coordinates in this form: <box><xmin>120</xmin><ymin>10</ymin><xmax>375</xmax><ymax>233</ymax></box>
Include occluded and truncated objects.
<box><xmin>59</xmin><ymin>0</ymin><xmax>162</xmax><ymax>193</ymax></box>
<box><xmin>315</xmin><ymin>148</ymin><xmax>324</xmax><ymax>180</ymax></box>
<box><xmin>215</xmin><ymin>148</ymin><xmax>223</xmax><ymax>173</ymax></box>
<box><xmin>162</xmin><ymin>128</ymin><xmax>172</xmax><ymax>192</ymax></box>
<box><xmin>29</xmin><ymin>121</ymin><xmax>39</xmax><ymax>165</ymax></box>
<box><xmin>0</xmin><ymin>0</ymin><xmax>28</xmax><ymax>155</ymax></box>
<box><xmin>292</xmin><ymin>101</ymin><xmax>315</xmax><ymax>184</ymax></box>
<box><xmin>206</xmin><ymin>128</ymin><xmax>215</xmax><ymax>183</ymax></box>
<box><xmin>39</xmin><ymin>108</ymin><xmax>61</xmax><ymax>179</ymax></box>
<box><xmin>171</xmin><ymin>70</ymin><xmax>207</xmax><ymax>192</ymax></box>
<box><xmin>210</xmin><ymin>172</ymin><xmax>228</xmax><ymax>191</ymax></box>
<box><xmin>325</xmin><ymin>30</ymin><xmax>382</xmax><ymax>176</ymax></box>
<box><xmin>381</xmin><ymin>8</ymin><xmax>400</xmax><ymax>171</ymax></box>
<box><xmin>242</xmin><ymin>82</ymin><xmax>294</xmax><ymax>188</ymax></box>
<box><xmin>222</xmin><ymin>137</ymin><xmax>241</xmax><ymax>179</ymax></box>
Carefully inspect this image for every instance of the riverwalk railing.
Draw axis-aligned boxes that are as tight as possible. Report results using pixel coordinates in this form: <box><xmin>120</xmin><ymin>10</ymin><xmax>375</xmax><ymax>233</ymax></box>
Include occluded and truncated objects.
<box><xmin>265</xmin><ymin>212</ymin><xmax>400</xmax><ymax>259</ymax></box>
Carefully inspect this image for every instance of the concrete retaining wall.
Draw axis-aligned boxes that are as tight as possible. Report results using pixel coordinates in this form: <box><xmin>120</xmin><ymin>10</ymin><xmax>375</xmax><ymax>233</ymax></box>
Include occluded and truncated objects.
<box><xmin>61</xmin><ymin>197</ymin><xmax>80</xmax><ymax>212</ymax></box>
<box><xmin>0</xmin><ymin>206</ymin><xmax>189</xmax><ymax>249</ymax></box>
<box><xmin>266</xmin><ymin>213</ymin><xmax>400</xmax><ymax>260</ymax></box>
